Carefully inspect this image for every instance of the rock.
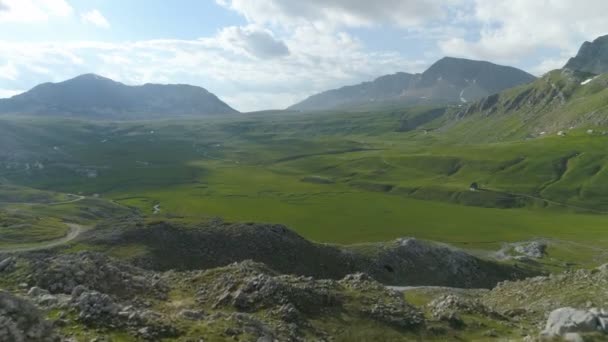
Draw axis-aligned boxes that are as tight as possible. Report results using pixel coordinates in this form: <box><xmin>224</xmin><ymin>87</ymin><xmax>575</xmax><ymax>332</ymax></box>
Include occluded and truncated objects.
<box><xmin>541</xmin><ymin>307</ymin><xmax>600</xmax><ymax>337</ymax></box>
<box><xmin>366</xmin><ymin>301</ymin><xmax>425</xmax><ymax>329</ymax></box>
<box><xmin>514</xmin><ymin>241</ymin><xmax>547</xmax><ymax>259</ymax></box>
<box><xmin>71</xmin><ymin>290</ymin><xmax>120</xmax><ymax>326</ymax></box>
<box><xmin>0</xmin><ymin>257</ymin><xmax>15</xmax><ymax>273</ymax></box>
<box><xmin>428</xmin><ymin>295</ymin><xmax>500</xmax><ymax>321</ymax></box>
<box><xmin>179</xmin><ymin>309</ymin><xmax>205</xmax><ymax>321</ymax></box>
<box><xmin>275</xmin><ymin>303</ymin><xmax>300</xmax><ymax>323</ymax></box>
<box><xmin>0</xmin><ymin>291</ymin><xmax>58</xmax><ymax>342</ymax></box>
<box><xmin>28</xmin><ymin>287</ymin><xmax>50</xmax><ymax>297</ymax></box>
<box><xmin>563</xmin><ymin>332</ymin><xmax>584</xmax><ymax>342</ymax></box>
<box><xmin>71</xmin><ymin>285</ymin><xmax>88</xmax><ymax>298</ymax></box>
<box><xmin>36</xmin><ymin>294</ymin><xmax>60</xmax><ymax>307</ymax></box>
<box><xmin>199</xmin><ymin>261</ymin><xmax>341</xmax><ymax>315</ymax></box>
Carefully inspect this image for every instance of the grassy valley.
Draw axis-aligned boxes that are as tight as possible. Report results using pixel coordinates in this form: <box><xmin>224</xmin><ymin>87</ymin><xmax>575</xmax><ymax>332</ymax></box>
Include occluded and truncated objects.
<box><xmin>1</xmin><ymin>109</ymin><xmax>608</xmax><ymax>271</ymax></box>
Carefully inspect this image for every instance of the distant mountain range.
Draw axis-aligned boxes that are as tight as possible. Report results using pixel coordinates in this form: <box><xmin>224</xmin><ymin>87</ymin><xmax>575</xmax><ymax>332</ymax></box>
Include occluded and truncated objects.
<box><xmin>288</xmin><ymin>57</ymin><xmax>537</xmax><ymax>112</ymax></box>
<box><xmin>0</xmin><ymin>74</ymin><xmax>239</xmax><ymax>119</ymax></box>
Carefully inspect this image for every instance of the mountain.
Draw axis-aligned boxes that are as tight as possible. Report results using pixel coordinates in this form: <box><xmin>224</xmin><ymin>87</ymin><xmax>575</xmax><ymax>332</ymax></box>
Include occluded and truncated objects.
<box><xmin>564</xmin><ymin>34</ymin><xmax>608</xmax><ymax>74</ymax></box>
<box><xmin>0</xmin><ymin>74</ymin><xmax>239</xmax><ymax>119</ymax></box>
<box><xmin>289</xmin><ymin>57</ymin><xmax>536</xmax><ymax>111</ymax></box>
<box><xmin>438</xmin><ymin>35</ymin><xmax>608</xmax><ymax>142</ymax></box>
<box><xmin>288</xmin><ymin>72</ymin><xmax>418</xmax><ymax>111</ymax></box>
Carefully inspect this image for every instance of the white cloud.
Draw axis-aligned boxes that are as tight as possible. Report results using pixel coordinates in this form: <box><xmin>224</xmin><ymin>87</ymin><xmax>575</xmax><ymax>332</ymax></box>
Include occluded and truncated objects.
<box><xmin>0</xmin><ymin>0</ymin><xmax>72</xmax><ymax>23</ymax></box>
<box><xmin>213</xmin><ymin>25</ymin><xmax>289</xmax><ymax>58</ymax></box>
<box><xmin>0</xmin><ymin>32</ymin><xmax>421</xmax><ymax>110</ymax></box>
<box><xmin>0</xmin><ymin>62</ymin><xmax>18</xmax><ymax>80</ymax></box>
<box><xmin>439</xmin><ymin>0</ymin><xmax>608</xmax><ymax>72</ymax></box>
<box><xmin>0</xmin><ymin>88</ymin><xmax>23</xmax><ymax>98</ymax></box>
<box><xmin>217</xmin><ymin>0</ymin><xmax>449</xmax><ymax>29</ymax></box>
<box><xmin>81</xmin><ymin>9</ymin><xmax>110</xmax><ymax>29</ymax></box>
<box><xmin>530</xmin><ymin>56</ymin><xmax>572</xmax><ymax>76</ymax></box>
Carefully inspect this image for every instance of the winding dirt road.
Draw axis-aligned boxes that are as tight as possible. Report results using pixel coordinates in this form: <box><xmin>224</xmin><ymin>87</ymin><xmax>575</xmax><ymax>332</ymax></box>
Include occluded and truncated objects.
<box><xmin>0</xmin><ymin>195</ymin><xmax>88</xmax><ymax>253</ymax></box>
<box><xmin>0</xmin><ymin>223</ymin><xmax>85</xmax><ymax>253</ymax></box>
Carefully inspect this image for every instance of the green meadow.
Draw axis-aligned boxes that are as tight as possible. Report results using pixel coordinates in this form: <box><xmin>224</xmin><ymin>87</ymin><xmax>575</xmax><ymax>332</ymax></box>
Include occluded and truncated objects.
<box><xmin>1</xmin><ymin>110</ymin><xmax>608</xmax><ymax>267</ymax></box>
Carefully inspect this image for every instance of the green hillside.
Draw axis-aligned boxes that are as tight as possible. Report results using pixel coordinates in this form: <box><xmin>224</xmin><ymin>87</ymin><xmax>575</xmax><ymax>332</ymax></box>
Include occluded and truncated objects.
<box><xmin>439</xmin><ymin>69</ymin><xmax>608</xmax><ymax>142</ymax></box>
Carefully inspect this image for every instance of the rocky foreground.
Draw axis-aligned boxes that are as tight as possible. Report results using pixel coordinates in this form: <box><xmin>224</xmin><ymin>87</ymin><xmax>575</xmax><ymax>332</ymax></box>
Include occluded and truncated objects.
<box><xmin>0</xmin><ymin>222</ymin><xmax>606</xmax><ymax>341</ymax></box>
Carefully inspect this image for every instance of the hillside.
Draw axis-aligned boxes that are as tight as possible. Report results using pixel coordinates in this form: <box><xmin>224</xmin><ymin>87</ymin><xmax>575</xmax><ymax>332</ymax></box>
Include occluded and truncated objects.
<box><xmin>289</xmin><ymin>57</ymin><xmax>536</xmax><ymax>111</ymax></box>
<box><xmin>0</xmin><ymin>74</ymin><xmax>239</xmax><ymax>119</ymax></box>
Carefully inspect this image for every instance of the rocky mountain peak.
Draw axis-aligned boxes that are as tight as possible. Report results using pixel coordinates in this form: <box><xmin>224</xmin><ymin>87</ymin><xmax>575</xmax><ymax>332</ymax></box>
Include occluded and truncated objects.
<box><xmin>564</xmin><ymin>34</ymin><xmax>608</xmax><ymax>74</ymax></box>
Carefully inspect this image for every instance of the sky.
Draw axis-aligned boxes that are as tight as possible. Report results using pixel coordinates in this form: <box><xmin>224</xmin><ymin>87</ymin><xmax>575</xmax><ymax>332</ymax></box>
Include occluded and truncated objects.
<box><xmin>0</xmin><ymin>0</ymin><xmax>607</xmax><ymax>111</ymax></box>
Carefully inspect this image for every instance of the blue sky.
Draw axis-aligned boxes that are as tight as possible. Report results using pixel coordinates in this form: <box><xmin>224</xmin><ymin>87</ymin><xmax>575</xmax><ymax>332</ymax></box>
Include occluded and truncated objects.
<box><xmin>1</xmin><ymin>0</ymin><xmax>607</xmax><ymax>111</ymax></box>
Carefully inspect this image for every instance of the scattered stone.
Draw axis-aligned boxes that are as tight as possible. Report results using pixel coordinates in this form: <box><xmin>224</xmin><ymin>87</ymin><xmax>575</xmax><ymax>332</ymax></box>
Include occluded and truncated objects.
<box><xmin>179</xmin><ymin>309</ymin><xmax>205</xmax><ymax>321</ymax></box>
<box><xmin>0</xmin><ymin>291</ymin><xmax>58</xmax><ymax>342</ymax></box>
<box><xmin>29</xmin><ymin>252</ymin><xmax>167</xmax><ymax>299</ymax></box>
<box><xmin>72</xmin><ymin>290</ymin><xmax>120</xmax><ymax>326</ymax></box>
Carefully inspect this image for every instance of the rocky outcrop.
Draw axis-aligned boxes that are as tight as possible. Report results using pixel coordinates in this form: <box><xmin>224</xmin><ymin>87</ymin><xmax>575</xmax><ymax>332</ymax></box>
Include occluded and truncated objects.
<box><xmin>428</xmin><ymin>294</ymin><xmax>503</xmax><ymax>328</ymax></box>
<box><xmin>28</xmin><ymin>251</ymin><xmax>167</xmax><ymax>299</ymax></box>
<box><xmin>541</xmin><ymin>307</ymin><xmax>608</xmax><ymax>339</ymax></box>
<box><xmin>190</xmin><ymin>261</ymin><xmax>424</xmax><ymax>339</ymax></box>
<box><xmin>111</xmin><ymin>222</ymin><xmax>534</xmax><ymax>289</ymax></box>
<box><xmin>0</xmin><ymin>291</ymin><xmax>58</xmax><ymax>342</ymax></box>
<box><xmin>362</xmin><ymin>238</ymin><xmax>533</xmax><ymax>288</ymax></box>
<box><xmin>196</xmin><ymin>261</ymin><xmax>342</xmax><ymax>314</ymax></box>
<box><xmin>514</xmin><ymin>241</ymin><xmax>547</xmax><ymax>259</ymax></box>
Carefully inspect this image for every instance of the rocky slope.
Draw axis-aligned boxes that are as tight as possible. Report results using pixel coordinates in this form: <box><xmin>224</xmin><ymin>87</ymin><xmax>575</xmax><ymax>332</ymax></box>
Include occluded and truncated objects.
<box><xmin>289</xmin><ymin>57</ymin><xmax>536</xmax><ymax>112</ymax></box>
<box><xmin>0</xmin><ymin>74</ymin><xmax>239</xmax><ymax>119</ymax></box>
<box><xmin>1</xmin><ymin>246</ymin><xmax>606</xmax><ymax>341</ymax></box>
<box><xmin>565</xmin><ymin>34</ymin><xmax>608</xmax><ymax>74</ymax></box>
<box><xmin>0</xmin><ymin>213</ymin><xmax>598</xmax><ymax>341</ymax></box>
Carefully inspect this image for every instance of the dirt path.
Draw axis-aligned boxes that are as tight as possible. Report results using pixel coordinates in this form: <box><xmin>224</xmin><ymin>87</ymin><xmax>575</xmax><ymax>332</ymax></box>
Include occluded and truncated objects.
<box><xmin>0</xmin><ymin>223</ymin><xmax>85</xmax><ymax>253</ymax></box>
<box><xmin>48</xmin><ymin>195</ymin><xmax>86</xmax><ymax>206</ymax></box>
<box><xmin>483</xmin><ymin>188</ymin><xmax>608</xmax><ymax>214</ymax></box>
<box><xmin>0</xmin><ymin>194</ymin><xmax>86</xmax><ymax>207</ymax></box>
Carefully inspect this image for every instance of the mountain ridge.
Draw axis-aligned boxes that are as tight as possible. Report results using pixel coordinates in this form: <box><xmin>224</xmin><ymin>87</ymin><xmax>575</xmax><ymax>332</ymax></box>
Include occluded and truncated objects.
<box><xmin>0</xmin><ymin>73</ymin><xmax>239</xmax><ymax>119</ymax></box>
<box><xmin>288</xmin><ymin>57</ymin><xmax>537</xmax><ymax>112</ymax></box>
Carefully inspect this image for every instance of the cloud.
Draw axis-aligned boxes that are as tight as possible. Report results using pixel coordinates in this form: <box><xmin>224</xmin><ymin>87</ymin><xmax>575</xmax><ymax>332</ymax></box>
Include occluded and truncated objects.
<box><xmin>0</xmin><ymin>0</ymin><xmax>72</xmax><ymax>23</ymax></box>
<box><xmin>215</xmin><ymin>25</ymin><xmax>289</xmax><ymax>58</ymax></box>
<box><xmin>0</xmin><ymin>62</ymin><xmax>18</xmax><ymax>80</ymax></box>
<box><xmin>0</xmin><ymin>32</ymin><xmax>424</xmax><ymax>111</ymax></box>
<box><xmin>0</xmin><ymin>88</ymin><xmax>23</xmax><ymax>98</ymax></box>
<box><xmin>217</xmin><ymin>0</ymin><xmax>449</xmax><ymax>29</ymax></box>
<box><xmin>438</xmin><ymin>0</ymin><xmax>608</xmax><ymax>72</ymax></box>
<box><xmin>81</xmin><ymin>9</ymin><xmax>110</xmax><ymax>29</ymax></box>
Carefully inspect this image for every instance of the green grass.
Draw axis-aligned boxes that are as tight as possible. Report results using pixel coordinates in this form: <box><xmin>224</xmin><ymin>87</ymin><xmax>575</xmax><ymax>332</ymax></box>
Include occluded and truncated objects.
<box><xmin>1</xmin><ymin>112</ymin><xmax>608</xmax><ymax>267</ymax></box>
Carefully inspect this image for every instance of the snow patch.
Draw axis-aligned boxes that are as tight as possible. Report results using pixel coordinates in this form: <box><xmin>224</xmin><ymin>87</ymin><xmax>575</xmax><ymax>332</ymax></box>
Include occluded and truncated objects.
<box><xmin>459</xmin><ymin>89</ymin><xmax>467</xmax><ymax>103</ymax></box>
<box><xmin>581</xmin><ymin>76</ymin><xmax>599</xmax><ymax>85</ymax></box>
